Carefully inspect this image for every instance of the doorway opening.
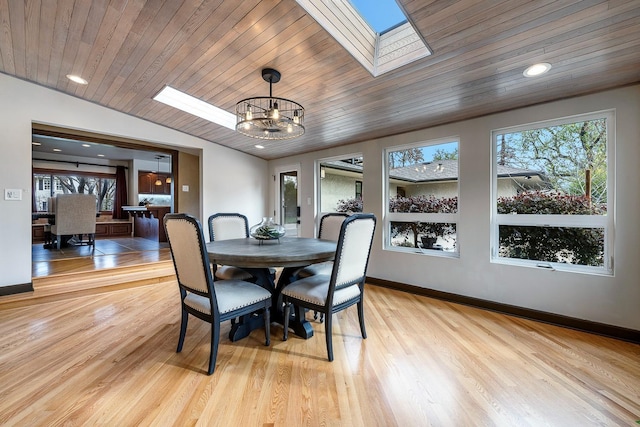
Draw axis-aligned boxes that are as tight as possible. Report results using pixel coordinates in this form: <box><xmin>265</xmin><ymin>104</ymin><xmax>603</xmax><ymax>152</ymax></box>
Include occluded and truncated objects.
<box><xmin>275</xmin><ymin>166</ymin><xmax>300</xmax><ymax>237</ymax></box>
<box><xmin>30</xmin><ymin>125</ymin><xmax>191</xmax><ymax>279</ymax></box>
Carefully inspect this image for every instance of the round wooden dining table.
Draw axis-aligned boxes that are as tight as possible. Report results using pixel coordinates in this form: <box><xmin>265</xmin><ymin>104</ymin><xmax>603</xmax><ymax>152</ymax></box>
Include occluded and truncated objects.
<box><xmin>206</xmin><ymin>237</ymin><xmax>337</xmax><ymax>341</ymax></box>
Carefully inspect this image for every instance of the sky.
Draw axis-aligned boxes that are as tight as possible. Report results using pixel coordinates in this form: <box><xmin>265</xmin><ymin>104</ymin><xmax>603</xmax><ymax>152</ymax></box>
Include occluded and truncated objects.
<box><xmin>349</xmin><ymin>0</ymin><xmax>407</xmax><ymax>33</ymax></box>
<box><xmin>421</xmin><ymin>141</ymin><xmax>458</xmax><ymax>162</ymax></box>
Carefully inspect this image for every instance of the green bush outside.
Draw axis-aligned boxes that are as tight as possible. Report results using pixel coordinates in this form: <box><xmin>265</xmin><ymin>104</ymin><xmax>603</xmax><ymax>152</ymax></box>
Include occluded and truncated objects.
<box><xmin>337</xmin><ymin>192</ymin><xmax>605</xmax><ymax>265</ymax></box>
<box><xmin>497</xmin><ymin>191</ymin><xmax>606</xmax><ymax>266</ymax></box>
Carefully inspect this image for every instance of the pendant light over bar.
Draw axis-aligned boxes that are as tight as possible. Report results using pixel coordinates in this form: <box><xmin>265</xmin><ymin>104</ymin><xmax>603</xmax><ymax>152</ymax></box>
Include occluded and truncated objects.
<box><xmin>236</xmin><ymin>68</ymin><xmax>305</xmax><ymax>140</ymax></box>
<box><xmin>154</xmin><ymin>156</ymin><xmax>163</xmax><ymax>186</ymax></box>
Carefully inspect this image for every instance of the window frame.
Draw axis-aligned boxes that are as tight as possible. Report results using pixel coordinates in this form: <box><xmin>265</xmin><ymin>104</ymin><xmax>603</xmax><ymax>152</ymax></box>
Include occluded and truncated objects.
<box><xmin>316</xmin><ymin>152</ymin><xmax>364</xmax><ymax>233</ymax></box>
<box><xmin>33</xmin><ymin>168</ymin><xmax>117</xmax><ymax>213</ymax></box>
<box><xmin>490</xmin><ymin>110</ymin><xmax>615</xmax><ymax>275</ymax></box>
<box><xmin>383</xmin><ymin>137</ymin><xmax>460</xmax><ymax>257</ymax></box>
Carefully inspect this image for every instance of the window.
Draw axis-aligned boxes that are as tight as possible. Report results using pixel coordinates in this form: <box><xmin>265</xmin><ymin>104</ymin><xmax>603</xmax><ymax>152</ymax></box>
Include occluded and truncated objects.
<box><xmin>33</xmin><ymin>171</ymin><xmax>116</xmax><ymax>212</ymax></box>
<box><xmin>491</xmin><ymin>111</ymin><xmax>614</xmax><ymax>274</ymax></box>
<box><xmin>384</xmin><ymin>139</ymin><xmax>459</xmax><ymax>255</ymax></box>
<box><xmin>318</xmin><ymin>154</ymin><xmax>364</xmax><ymax>215</ymax></box>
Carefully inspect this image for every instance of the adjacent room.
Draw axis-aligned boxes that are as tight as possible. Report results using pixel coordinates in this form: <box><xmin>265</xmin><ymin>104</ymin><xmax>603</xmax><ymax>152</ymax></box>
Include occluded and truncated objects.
<box><xmin>0</xmin><ymin>1</ymin><xmax>638</xmax><ymax>425</ymax></box>
<box><xmin>29</xmin><ymin>130</ymin><xmax>181</xmax><ymax>277</ymax></box>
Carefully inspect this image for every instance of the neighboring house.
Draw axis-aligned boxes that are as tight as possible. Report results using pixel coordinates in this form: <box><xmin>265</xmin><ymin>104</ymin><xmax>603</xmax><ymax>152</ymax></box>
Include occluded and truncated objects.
<box><xmin>389</xmin><ymin>159</ymin><xmax>548</xmax><ymax>199</ymax></box>
<box><xmin>320</xmin><ymin>159</ymin><xmax>364</xmax><ymax>212</ymax></box>
<box><xmin>321</xmin><ymin>159</ymin><xmax>547</xmax><ymax>212</ymax></box>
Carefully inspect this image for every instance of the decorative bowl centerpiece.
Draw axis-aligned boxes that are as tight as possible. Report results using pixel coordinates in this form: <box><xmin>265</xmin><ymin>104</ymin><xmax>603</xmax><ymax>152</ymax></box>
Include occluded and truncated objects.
<box><xmin>250</xmin><ymin>217</ymin><xmax>286</xmax><ymax>241</ymax></box>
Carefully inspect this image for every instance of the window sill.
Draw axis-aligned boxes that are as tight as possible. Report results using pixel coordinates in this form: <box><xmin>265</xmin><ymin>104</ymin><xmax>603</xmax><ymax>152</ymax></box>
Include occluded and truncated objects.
<box><xmin>490</xmin><ymin>257</ymin><xmax>613</xmax><ymax>277</ymax></box>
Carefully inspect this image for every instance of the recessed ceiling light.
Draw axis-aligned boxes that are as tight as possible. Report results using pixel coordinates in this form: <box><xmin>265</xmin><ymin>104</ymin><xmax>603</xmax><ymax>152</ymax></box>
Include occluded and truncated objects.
<box><xmin>53</xmin><ymin>148</ymin><xmax>62</xmax><ymax>152</ymax></box>
<box><xmin>82</xmin><ymin>143</ymin><xmax>91</xmax><ymax>147</ymax></box>
<box><xmin>66</xmin><ymin>74</ymin><xmax>88</xmax><ymax>85</ymax></box>
<box><xmin>255</xmin><ymin>144</ymin><xmax>265</xmax><ymax>149</ymax></box>
<box><xmin>523</xmin><ymin>63</ymin><xmax>551</xmax><ymax>77</ymax></box>
<box><xmin>153</xmin><ymin>86</ymin><xmax>236</xmax><ymax>130</ymax></box>
<box><xmin>32</xmin><ymin>142</ymin><xmax>41</xmax><ymax>146</ymax></box>
<box><xmin>97</xmin><ymin>154</ymin><xmax>105</xmax><ymax>157</ymax></box>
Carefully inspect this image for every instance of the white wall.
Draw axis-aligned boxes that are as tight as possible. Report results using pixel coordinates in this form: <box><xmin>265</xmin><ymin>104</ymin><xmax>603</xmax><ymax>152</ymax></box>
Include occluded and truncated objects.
<box><xmin>270</xmin><ymin>85</ymin><xmax>640</xmax><ymax>331</ymax></box>
<box><xmin>0</xmin><ymin>74</ymin><xmax>268</xmax><ymax>288</ymax></box>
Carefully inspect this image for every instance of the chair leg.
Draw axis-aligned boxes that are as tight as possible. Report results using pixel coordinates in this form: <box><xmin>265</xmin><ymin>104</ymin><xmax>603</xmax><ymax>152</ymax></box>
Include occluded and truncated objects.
<box><xmin>177</xmin><ymin>308</ymin><xmax>188</xmax><ymax>352</ymax></box>
<box><xmin>357</xmin><ymin>301</ymin><xmax>367</xmax><ymax>339</ymax></box>
<box><xmin>282</xmin><ymin>302</ymin><xmax>291</xmax><ymax>341</ymax></box>
<box><xmin>56</xmin><ymin>235</ymin><xmax>61</xmax><ymax>250</ymax></box>
<box><xmin>264</xmin><ymin>306</ymin><xmax>271</xmax><ymax>346</ymax></box>
<box><xmin>325</xmin><ymin>311</ymin><xmax>333</xmax><ymax>362</ymax></box>
<box><xmin>208</xmin><ymin>321</ymin><xmax>220</xmax><ymax>375</ymax></box>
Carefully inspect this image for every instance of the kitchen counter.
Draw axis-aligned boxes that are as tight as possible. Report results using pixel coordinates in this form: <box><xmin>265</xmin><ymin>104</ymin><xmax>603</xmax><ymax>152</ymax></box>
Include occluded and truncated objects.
<box><xmin>129</xmin><ymin>205</ymin><xmax>171</xmax><ymax>242</ymax></box>
<box><xmin>122</xmin><ymin>206</ymin><xmax>148</xmax><ymax>212</ymax></box>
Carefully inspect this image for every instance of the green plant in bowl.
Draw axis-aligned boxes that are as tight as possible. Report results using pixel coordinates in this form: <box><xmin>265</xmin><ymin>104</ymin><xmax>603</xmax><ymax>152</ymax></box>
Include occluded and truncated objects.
<box><xmin>252</xmin><ymin>224</ymin><xmax>284</xmax><ymax>240</ymax></box>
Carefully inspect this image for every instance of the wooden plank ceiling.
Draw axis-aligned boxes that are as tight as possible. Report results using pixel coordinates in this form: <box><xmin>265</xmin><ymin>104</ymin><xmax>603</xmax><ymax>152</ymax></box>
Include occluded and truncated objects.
<box><xmin>1</xmin><ymin>0</ymin><xmax>639</xmax><ymax>160</ymax></box>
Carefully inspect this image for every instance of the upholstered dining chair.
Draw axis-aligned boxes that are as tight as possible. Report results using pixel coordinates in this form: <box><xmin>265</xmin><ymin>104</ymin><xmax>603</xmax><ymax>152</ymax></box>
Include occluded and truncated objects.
<box><xmin>294</xmin><ymin>212</ymin><xmax>348</xmax><ymax>322</ymax></box>
<box><xmin>164</xmin><ymin>213</ymin><xmax>271</xmax><ymax>375</ymax></box>
<box><xmin>207</xmin><ymin>213</ymin><xmax>254</xmax><ymax>281</ymax></box>
<box><xmin>282</xmin><ymin>213</ymin><xmax>376</xmax><ymax>361</ymax></box>
<box><xmin>51</xmin><ymin>193</ymin><xmax>97</xmax><ymax>253</ymax></box>
<box><xmin>295</xmin><ymin>213</ymin><xmax>348</xmax><ymax>280</ymax></box>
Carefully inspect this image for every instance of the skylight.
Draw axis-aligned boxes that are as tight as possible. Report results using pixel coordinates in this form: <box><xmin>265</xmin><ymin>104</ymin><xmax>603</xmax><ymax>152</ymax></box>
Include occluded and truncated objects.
<box><xmin>153</xmin><ymin>86</ymin><xmax>236</xmax><ymax>130</ymax></box>
<box><xmin>349</xmin><ymin>0</ymin><xmax>407</xmax><ymax>34</ymax></box>
<box><xmin>296</xmin><ymin>0</ymin><xmax>430</xmax><ymax>77</ymax></box>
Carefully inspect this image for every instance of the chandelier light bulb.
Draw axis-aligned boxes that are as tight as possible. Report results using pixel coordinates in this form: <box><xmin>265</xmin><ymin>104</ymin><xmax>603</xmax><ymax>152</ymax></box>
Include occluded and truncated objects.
<box><xmin>287</xmin><ymin>123</ymin><xmax>293</xmax><ymax>133</ymax></box>
<box><xmin>245</xmin><ymin>104</ymin><xmax>252</xmax><ymax>121</ymax></box>
<box><xmin>293</xmin><ymin>110</ymin><xmax>299</xmax><ymax>124</ymax></box>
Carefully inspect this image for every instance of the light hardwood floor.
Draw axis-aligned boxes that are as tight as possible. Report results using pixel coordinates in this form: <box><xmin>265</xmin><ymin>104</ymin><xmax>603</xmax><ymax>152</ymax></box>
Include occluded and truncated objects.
<box><xmin>1</xmin><ymin>277</ymin><xmax>639</xmax><ymax>426</ymax></box>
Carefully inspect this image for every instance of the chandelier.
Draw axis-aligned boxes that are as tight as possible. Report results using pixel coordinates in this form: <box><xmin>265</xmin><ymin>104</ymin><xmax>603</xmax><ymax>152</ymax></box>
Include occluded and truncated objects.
<box><xmin>235</xmin><ymin>68</ymin><xmax>305</xmax><ymax>140</ymax></box>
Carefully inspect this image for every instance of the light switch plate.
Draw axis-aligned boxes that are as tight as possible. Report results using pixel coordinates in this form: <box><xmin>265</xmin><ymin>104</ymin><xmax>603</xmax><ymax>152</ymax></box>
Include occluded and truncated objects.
<box><xmin>181</xmin><ymin>185</ymin><xmax>189</xmax><ymax>192</ymax></box>
<box><xmin>4</xmin><ymin>189</ymin><xmax>22</xmax><ymax>201</ymax></box>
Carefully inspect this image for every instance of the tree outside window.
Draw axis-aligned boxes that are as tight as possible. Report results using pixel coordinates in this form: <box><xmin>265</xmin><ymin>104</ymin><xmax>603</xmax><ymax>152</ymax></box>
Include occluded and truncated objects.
<box><xmin>34</xmin><ymin>171</ymin><xmax>116</xmax><ymax>212</ymax></box>
<box><xmin>384</xmin><ymin>140</ymin><xmax>459</xmax><ymax>254</ymax></box>
<box><xmin>492</xmin><ymin>111</ymin><xmax>613</xmax><ymax>273</ymax></box>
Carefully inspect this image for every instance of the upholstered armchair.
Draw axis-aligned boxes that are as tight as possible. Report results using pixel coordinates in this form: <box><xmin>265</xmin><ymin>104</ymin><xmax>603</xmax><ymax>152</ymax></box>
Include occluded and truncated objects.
<box><xmin>51</xmin><ymin>194</ymin><xmax>97</xmax><ymax>252</ymax></box>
